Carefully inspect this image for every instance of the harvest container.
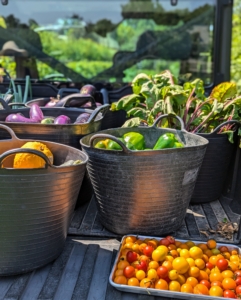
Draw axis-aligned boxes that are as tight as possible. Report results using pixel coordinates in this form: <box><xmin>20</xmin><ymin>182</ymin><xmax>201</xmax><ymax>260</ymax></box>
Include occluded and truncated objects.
<box><xmin>0</xmin><ymin>124</ymin><xmax>88</xmax><ymax>275</ymax></box>
<box><xmin>0</xmin><ymin>100</ymin><xmax>109</xmax><ymax>206</ymax></box>
<box><xmin>110</xmin><ymin>235</ymin><xmax>240</xmax><ymax>299</ymax></box>
<box><xmin>80</xmin><ymin>115</ymin><xmax>208</xmax><ymax>236</ymax></box>
<box><xmin>190</xmin><ymin>120</ymin><xmax>240</xmax><ymax>204</ymax></box>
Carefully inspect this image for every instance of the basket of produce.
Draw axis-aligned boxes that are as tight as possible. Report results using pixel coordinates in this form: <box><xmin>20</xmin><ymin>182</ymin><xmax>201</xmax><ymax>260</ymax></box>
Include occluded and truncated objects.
<box><xmin>111</xmin><ymin>70</ymin><xmax>241</xmax><ymax>203</ymax></box>
<box><xmin>80</xmin><ymin>114</ymin><xmax>209</xmax><ymax>236</ymax></box>
<box><xmin>0</xmin><ymin>99</ymin><xmax>109</xmax><ymax>206</ymax></box>
<box><xmin>110</xmin><ymin>234</ymin><xmax>241</xmax><ymax>299</ymax></box>
<box><xmin>0</xmin><ymin>124</ymin><xmax>88</xmax><ymax>275</ymax></box>
<box><xmin>0</xmin><ymin>98</ymin><xmax>109</xmax><ymax>148</ymax></box>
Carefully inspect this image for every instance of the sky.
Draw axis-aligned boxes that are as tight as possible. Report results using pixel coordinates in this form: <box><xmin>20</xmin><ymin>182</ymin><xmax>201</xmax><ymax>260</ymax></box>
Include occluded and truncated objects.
<box><xmin>0</xmin><ymin>0</ymin><xmax>215</xmax><ymax>26</ymax></box>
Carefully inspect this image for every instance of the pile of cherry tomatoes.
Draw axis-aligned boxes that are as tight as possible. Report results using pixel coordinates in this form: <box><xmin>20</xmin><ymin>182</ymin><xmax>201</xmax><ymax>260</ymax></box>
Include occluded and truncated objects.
<box><xmin>112</xmin><ymin>235</ymin><xmax>241</xmax><ymax>298</ymax></box>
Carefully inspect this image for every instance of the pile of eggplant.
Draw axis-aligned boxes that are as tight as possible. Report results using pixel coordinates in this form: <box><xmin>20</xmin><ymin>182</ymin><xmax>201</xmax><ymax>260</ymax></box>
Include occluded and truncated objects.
<box><xmin>5</xmin><ymin>104</ymin><xmax>91</xmax><ymax>124</ymax></box>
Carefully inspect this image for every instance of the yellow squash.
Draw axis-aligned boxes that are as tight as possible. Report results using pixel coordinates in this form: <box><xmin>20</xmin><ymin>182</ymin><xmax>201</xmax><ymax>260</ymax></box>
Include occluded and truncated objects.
<box><xmin>13</xmin><ymin>141</ymin><xmax>54</xmax><ymax>169</ymax></box>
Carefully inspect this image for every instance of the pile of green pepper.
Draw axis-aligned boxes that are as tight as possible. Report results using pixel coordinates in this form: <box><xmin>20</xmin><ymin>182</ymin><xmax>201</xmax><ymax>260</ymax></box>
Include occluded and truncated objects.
<box><xmin>94</xmin><ymin>132</ymin><xmax>184</xmax><ymax>151</ymax></box>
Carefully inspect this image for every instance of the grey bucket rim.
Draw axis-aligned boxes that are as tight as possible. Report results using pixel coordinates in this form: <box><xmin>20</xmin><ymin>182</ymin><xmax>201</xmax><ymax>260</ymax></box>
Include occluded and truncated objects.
<box><xmin>80</xmin><ymin>126</ymin><xmax>209</xmax><ymax>155</ymax></box>
<box><xmin>0</xmin><ymin>123</ymin><xmax>89</xmax><ymax>168</ymax></box>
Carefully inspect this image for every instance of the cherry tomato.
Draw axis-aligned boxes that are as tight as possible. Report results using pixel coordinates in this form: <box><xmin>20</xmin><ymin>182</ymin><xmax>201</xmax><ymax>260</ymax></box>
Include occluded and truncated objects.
<box><xmin>123</xmin><ymin>265</ymin><xmax>135</xmax><ymax>278</ymax></box>
<box><xmin>166</xmin><ymin>236</ymin><xmax>175</xmax><ymax>244</ymax></box>
<box><xmin>200</xmin><ymin>279</ymin><xmax>211</xmax><ymax>289</ymax></box>
<box><xmin>143</xmin><ymin>245</ymin><xmax>154</xmax><ymax>257</ymax></box>
<box><xmin>216</xmin><ymin>258</ymin><xmax>229</xmax><ymax>271</ymax></box>
<box><xmin>209</xmin><ymin>286</ymin><xmax>224</xmax><ymax>297</ymax></box>
<box><xmin>236</xmin><ymin>277</ymin><xmax>241</xmax><ymax>286</ymax></box>
<box><xmin>235</xmin><ymin>270</ymin><xmax>241</xmax><ymax>278</ymax></box>
<box><xmin>126</xmin><ymin>251</ymin><xmax>138</xmax><ymax>263</ymax></box>
<box><xmin>223</xmin><ymin>289</ymin><xmax>237</xmax><ymax>298</ymax></box>
<box><xmin>135</xmin><ymin>260</ymin><xmax>148</xmax><ymax>272</ymax></box>
<box><xmin>222</xmin><ymin>278</ymin><xmax>236</xmax><ymax>290</ymax></box>
<box><xmin>236</xmin><ymin>285</ymin><xmax>241</xmax><ymax>294</ymax></box>
<box><xmin>155</xmin><ymin>279</ymin><xmax>168</xmax><ymax>290</ymax></box>
<box><xmin>156</xmin><ymin>266</ymin><xmax>169</xmax><ymax>279</ymax></box>
<box><xmin>206</xmin><ymin>262</ymin><xmax>214</xmax><ymax>270</ymax></box>
<box><xmin>159</xmin><ymin>238</ymin><xmax>170</xmax><ymax>247</ymax></box>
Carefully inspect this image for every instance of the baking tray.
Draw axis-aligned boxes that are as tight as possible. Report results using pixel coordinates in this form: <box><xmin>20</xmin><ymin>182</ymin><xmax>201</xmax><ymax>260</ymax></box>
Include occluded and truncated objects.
<box><xmin>109</xmin><ymin>235</ymin><xmax>240</xmax><ymax>300</ymax></box>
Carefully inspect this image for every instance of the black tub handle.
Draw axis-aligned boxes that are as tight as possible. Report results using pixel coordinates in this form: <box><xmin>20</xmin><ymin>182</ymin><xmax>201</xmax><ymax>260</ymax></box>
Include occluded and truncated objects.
<box><xmin>61</xmin><ymin>93</ymin><xmax>97</xmax><ymax>108</ymax></box>
<box><xmin>8</xmin><ymin>102</ymin><xmax>27</xmax><ymax>108</ymax></box>
<box><xmin>89</xmin><ymin>133</ymin><xmax>131</xmax><ymax>153</ymax></box>
<box><xmin>0</xmin><ymin>148</ymin><xmax>53</xmax><ymax>169</ymax></box>
<box><xmin>0</xmin><ymin>124</ymin><xmax>19</xmax><ymax>141</ymax></box>
<box><xmin>0</xmin><ymin>97</ymin><xmax>10</xmax><ymax>111</ymax></box>
<box><xmin>206</xmin><ymin>120</ymin><xmax>241</xmax><ymax>136</ymax></box>
<box><xmin>87</xmin><ymin>104</ymin><xmax>110</xmax><ymax>123</ymax></box>
<box><xmin>152</xmin><ymin>113</ymin><xmax>186</xmax><ymax>131</ymax></box>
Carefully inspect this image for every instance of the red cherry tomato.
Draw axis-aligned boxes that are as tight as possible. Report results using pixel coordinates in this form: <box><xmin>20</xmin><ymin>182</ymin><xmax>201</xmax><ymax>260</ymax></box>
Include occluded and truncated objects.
<box><xmin>156</xmin><ymin>266</ymin><xmax>169</xmax><ymax>279</ymax></box>
<box><xmin>206</xmin><ymin>262</ymin><xmax>214</xmax><ymax>270</ymax></box>
<box><xmin>126</xmin><ymin>251</ymin><xmax>138</xmax><ymax>263</ymax></box>
<box><xmin>235</xmin><ymin>277</ymin><xmax>241</xmax><ymax>286</ymax></box>
<box><xmin>216</xmin><ymin>258</ymin><xmax>228</xmax><ymax>271</ymax></box>
<box><xmin>166</xmin><ymin>236</ymin><xmax>175</xmax><ymax>244</ymax></box>
<box><xmin>123</xmin><ymin>265</ymin><xmax>135</xmax><ymax>278</ymax></box>
<box><xmin>236</xmin><ymin>285</ymin><xmax>241</xmax><ymax>295</ymax></box>
<box><xmin>235</xmin><ymin>270</ymin><xmax>241</xmax><ymax>278</ymax></box>
<box><xmin>159</xmin><ymin>238</ymin><xmax>170</xmax><ymax>246</ymax></box>
<box><xmin>136</xmin><ymin>260</ymin><xmax>148</xmax><ymax>272</ymax></box>
<box><xmin>223</xmin><ymin>289</ymin><xmax>237</xmax><ymax>298</ymax></box>
<box><xmin>200</xmin><ymin>280</ymin><xmax>211</xmax><ymax>289</ymax></box>
<box><xmin>143</xmin><ymin>245</ymin><xmax>154</xmax><ymax>257</ymax></box>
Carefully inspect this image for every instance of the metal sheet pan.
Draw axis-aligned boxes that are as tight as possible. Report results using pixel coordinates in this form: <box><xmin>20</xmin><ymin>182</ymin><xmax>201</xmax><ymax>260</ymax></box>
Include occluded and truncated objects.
<box><xmin>109</xmin><ymin>235</ymin><xmax>240</xmax><ymax>300</ymax></box>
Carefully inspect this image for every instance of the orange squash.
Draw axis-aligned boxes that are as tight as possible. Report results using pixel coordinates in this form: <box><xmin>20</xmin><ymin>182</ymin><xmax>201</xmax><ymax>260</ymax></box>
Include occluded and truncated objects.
<box><xmin>13</xmin><ymin>141</ymin><xmax>54</xmax><ymax>169</ymax></box>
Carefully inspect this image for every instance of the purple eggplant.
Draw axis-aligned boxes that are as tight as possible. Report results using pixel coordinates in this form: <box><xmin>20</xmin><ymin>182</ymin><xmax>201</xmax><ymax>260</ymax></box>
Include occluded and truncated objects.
<box><xmin>80</xmin><ymin>84</ymin><xmax>96</xmax><ymax>97</ymax></box>
<box><xmin>81</xmin><ymin>101</ymin><xmax>102</xmax><ymax>108</ymax></box>
<box><xmin>45</xmin><ymin>97</ymin><xmax>59</xmax><ymax>108</ymax></box>
<box><xmin>5</xmin><ymin>113</ymin><xmax>39</xmax><ymax>123</ymax></box>
<box><xmin>74</xmin><ymin>113</ymin><xmax>91</xmax><ymax>124</ymax></box>
<box><xmin>29</xmin><ymin>104</ymin><xmax>44</xmax><ymax>121</ymax></box>
<box><xmin>54</xmin><ymin>115</ymin><xmax>71</xmax><ymax>124</ymax></box>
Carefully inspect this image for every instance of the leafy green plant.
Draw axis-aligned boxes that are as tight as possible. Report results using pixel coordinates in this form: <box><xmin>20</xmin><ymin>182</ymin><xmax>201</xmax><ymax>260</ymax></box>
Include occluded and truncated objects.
<box><xmin>111</xmin><ymin>70</ymin><xmax>241</xmax><ymax>142</ymax></box>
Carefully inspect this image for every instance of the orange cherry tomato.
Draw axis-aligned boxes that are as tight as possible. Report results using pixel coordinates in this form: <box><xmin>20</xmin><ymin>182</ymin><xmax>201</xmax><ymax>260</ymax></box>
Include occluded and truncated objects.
<box><xmin>193</xmin><ymin>283</ymin><xmax>209</xmax><ymax>295</ymax></box>
<box><xmin>169</xmin><ymin>280</ymin><xmax>181</xmax><ymax>292</ymax></box>
<box><xmin>209</xmin><ymin>286</ymin><xmax>223</xmax><ymax>297</ymax></box>
<box><xmin>181</xmin><ymin>283</ymin><xmax>193</xmax><ymax>293</ymax></box>
<box><xmin>155</xmin><ymin>279</ymin><xmax>168</xmax><ymax>290</ymax></box>
<box><xmin>222</xmin><ymin>278</ymin><xmax>236</xmax><ymax>290</ymax></box>
<box><xmin>127</xmin><ymin>277</ymin><xmax>140</xmax><ymax>286</ymax></box>
<box><xmin>207</xmin><ymin>239</ymin><xmax>217</xmax><ymax>250</ymax></box>
<box><xmin>114</xmin><ymin>275</ymin><xmax>127</xmax><ymax>284</ymax></box>
<box><xmin>186</xmin><ymin>277</ymin><xmax>198</xmax><ymax>288</ymax></box>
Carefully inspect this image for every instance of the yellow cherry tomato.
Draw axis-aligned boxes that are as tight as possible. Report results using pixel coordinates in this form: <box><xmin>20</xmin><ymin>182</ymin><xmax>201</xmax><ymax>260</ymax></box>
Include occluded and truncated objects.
<box><xmin>169</xmin><ymin>280</ymin><xmax>181</xmax><ymax>292</ymax></box>
<box><xmin>189</xmin><ymin>246</ymin><xmax>203</xmax><ymax>260</ymax></box>
<box><xmin>172</xmin><ymin>257</ymin><xmax>189</xmax><ymax>274</ymax></box>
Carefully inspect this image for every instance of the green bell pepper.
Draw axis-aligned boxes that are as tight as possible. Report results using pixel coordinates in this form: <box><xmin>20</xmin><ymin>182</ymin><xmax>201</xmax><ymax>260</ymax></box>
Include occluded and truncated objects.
<box><xmin>94</xmin><ymin>138</ymin><xmax>123</xmax><ymax>150</ymax></box>
<box><xmin>122</xmin><ymin>132</ymin><xmax>145</xmax><ymax>150</ymax></box>
<box><xmin>153</xmin><ymin>133</ymin><xmax>183</xmax><ymax>150</ymax></box>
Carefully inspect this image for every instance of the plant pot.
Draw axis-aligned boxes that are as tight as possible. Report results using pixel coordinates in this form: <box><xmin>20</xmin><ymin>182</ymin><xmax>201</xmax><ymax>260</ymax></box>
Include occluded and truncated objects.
<box><xmin>190</xmin><ymin>121</ymin><xmax>239</xmax><ymax>204</ymax></box>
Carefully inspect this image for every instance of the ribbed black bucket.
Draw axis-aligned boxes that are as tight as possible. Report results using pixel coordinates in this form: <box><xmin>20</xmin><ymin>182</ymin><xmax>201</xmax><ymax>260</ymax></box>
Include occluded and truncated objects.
<box><xmin>80</xmin><ymin>115</ymin><xmax>208</xmax><ymax>236</ymax></box>
<box><xmin>190</xmin><ymin>120</ymin><xmax>239</xmax><ymax>204</ymax></box>
<box><xmin>0</xmin><ymin>124</ymin><xmax>88</xmax><ymax>275</ymax></box>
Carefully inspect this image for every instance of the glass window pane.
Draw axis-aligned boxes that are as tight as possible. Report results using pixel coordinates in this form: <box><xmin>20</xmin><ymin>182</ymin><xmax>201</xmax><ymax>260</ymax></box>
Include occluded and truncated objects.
<box><xmin>0</xmin><ymin>0</ymin><xmax>215</xmax><ymax>86</ymax></box>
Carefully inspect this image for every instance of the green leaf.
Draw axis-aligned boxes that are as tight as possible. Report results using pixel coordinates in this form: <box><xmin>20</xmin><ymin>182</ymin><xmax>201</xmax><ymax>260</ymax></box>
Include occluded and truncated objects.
<box><xmin>131</xmin><ymin>73</ymin><xmax>151</xmax><ymax>94</ymax></box>
<box><xmin>115</xmin><ymin>94</ymin><xmax>144</xmax><ymax>111</ymax></box>
<box><xmin>122</xmin><ymin>117</ymin><xmax>142</xmax><ymax>128</ymax></box>
<box><xmin>153</xmin><ymin>70</ymin><xmax>178</xmax><ymax>85</ymax></box>
<box><xmin>127</xmin><ymin>107</ymin><xmax>148</xmax><ymax>119</ymax></box>
<box><xmin>210</xmin><ymin>82</ymin><xmax>237</xmax><ymax>102</ymax></box>
<box><xmin>150</xmin><ymin>100</ymin><xmax>165</xmax><ymax>118</ymax></box>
